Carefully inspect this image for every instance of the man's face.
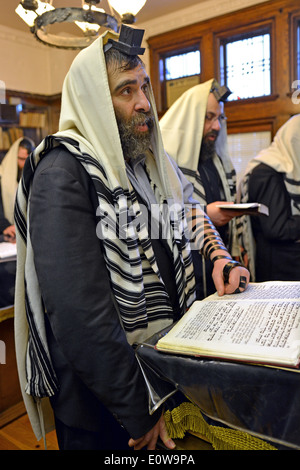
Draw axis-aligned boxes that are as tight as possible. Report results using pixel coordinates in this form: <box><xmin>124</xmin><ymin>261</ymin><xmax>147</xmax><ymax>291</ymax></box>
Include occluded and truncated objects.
<box><xmin>107</xmin><ymin>62</ymin><xmax>155</xmax><ymax>160</ymax></box>
<box><xmin>17</xmin><ymin>146</ymin><xmax>29</xmax><ymax>170</ymax></box>
<box><xmin>203</xmin><ymin>93</ymin><xmax>224</xmax><ymax>144</ymax></box>
<box><xmin>199</xmin><ymin>93</ymin><xmax>225</xmax><ymax>161</ymax></box>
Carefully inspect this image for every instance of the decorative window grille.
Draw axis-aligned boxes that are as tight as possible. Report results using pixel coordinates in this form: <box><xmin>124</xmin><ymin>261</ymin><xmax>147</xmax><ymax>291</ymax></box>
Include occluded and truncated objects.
<box><xmin>220</xmin><ymin>33</ymin><xmax>271</xmax><ymax>100</ymax></box>
<box><xmin>227</xmin><ymin>131</ymin><xmax>271</xmax><ymax>184</ymax></box>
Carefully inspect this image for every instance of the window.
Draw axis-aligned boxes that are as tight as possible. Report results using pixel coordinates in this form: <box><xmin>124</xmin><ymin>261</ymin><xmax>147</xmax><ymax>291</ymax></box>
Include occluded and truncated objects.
<box><xmin>297</xmin><ymin>21</ymin><xmax>300</xmax><ymax>82</ymax></box>
<box><xmin>159</xmin><ymin>48</ymin><xmax>200</xmax><ymax>108</ymax></box>
<box><xmin>291</xmin><ymin>15</ymin><xmax>300</xmax><ymax>96</ymax></box>
<box><xmin>164</xmin><ymin>50</ymin><xmax>200</xmax><ymax>80</ymax></box>
<box><xmin>148</xmin><ymin>0</ymin><xmax>297</xmax><ymax>135</ymax></box>
<box><xmin>220</xmin><ymin>32</ymin><xmax>271</xmax><ymax>100</ymax></box>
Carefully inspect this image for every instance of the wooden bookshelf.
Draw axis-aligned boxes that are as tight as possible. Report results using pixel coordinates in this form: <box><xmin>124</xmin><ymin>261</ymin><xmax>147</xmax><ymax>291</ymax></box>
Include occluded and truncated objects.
<box><xmin>0</xmin><ymin>90</ymin><xmax>61</xmax><ymax>161</ymax></box>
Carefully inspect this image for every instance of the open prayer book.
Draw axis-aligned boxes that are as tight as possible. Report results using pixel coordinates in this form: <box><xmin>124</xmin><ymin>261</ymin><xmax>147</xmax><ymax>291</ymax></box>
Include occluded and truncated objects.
<box><xmin>156</xmin><ymin>282</ymin><xmax>300</xmax><ymax>369</ymax></box>
<box><xmin>216</xmin><ymin>203</ymin><xmax>269</xmax><ymax>216</ymax></box>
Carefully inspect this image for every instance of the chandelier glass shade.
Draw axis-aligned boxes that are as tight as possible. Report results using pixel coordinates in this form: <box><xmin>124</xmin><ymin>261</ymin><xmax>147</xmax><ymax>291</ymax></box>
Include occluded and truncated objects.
<box><xmin>15</xmin><ymin>0</ymin><xmax>147</xmax><ymax>49</ymax></box>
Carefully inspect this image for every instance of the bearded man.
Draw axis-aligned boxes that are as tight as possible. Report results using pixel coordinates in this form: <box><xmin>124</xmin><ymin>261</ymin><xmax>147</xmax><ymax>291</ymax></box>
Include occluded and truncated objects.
<box><xmin>160</xmin><ymin>80</ymin><xmax>249</xmax><ymax>299</ymax></box>
<box><xmin>14</xmin><ymin>29</ymin><xmax>249</xmax><ymax>451</ymax></box>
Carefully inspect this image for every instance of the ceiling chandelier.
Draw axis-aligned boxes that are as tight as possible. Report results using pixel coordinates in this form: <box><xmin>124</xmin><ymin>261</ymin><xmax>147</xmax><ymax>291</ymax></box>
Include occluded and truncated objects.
<box><xmin>15</xmin><ymin>0</ymin><xmax>147</xmax><ymax>50</ymax></box>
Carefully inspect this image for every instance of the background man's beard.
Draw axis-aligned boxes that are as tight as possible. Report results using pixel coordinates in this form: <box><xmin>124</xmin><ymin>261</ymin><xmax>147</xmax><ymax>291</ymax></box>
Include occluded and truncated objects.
<box><xmin>199</xmin><ymin>130</ymin><xmax>219</xmax><ymax>162</ymax></box>
<box><xmin>117</xmin><ymin>113</ymin><xmax>154</xmax><ymax>161</ymax></box>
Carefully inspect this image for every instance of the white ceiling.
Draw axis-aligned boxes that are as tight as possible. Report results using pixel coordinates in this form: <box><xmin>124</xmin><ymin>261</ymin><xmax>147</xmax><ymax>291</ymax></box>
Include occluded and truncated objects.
<box><xmin>0</xmin><ymin>0</ymin><xmax>203</xmax><ymax>33</ymax></box>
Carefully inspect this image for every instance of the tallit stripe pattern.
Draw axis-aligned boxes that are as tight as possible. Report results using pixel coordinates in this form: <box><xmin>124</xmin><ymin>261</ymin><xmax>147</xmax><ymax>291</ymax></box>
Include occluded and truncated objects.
<box><xmin>178</xmin><ymin>162</ymin><xmax>241</xmax><ymax>249</ymax></box>
<box><xmin>24</xmin><ymin>288</ymin><xmax>59</xmax><ymax>397</ymax></box>
<box><xmin>85</xmin><ymin>150</ymin><xmax>195</xmax><ymax>329</ymax></box>
<box><xmin>15</xmin><ymin>138</ymin><xmax>60</xmax><ymax>397</ymax></box>
<box><xmin>179</xmin><ymin>156</ymin><xmax>248</xmax><ymax>273</ymax></box>
<box><xmin>15</xmin><ymin>135</ymin><xmax>195</xmax><ymax>397</ymax></box>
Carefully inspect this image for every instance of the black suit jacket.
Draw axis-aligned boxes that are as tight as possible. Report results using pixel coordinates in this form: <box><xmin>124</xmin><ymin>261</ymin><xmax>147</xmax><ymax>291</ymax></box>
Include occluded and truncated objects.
<box><xmin>248</xmin><ymin>162</ymin><xmax>300</xmax><ymax>281</ymax></box>
<box><xmin>29</xmin><ymin>146</ymin><xmax>160</xmax><ymax>438</ymax></box>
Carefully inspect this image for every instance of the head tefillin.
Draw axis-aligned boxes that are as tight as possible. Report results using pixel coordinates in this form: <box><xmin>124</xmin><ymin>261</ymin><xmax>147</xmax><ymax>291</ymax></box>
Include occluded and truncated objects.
<box><xmin>104</xmin><ymin>24</ymin><xmax>145</xmax><ymax>56</ymax></box>
<box><xmin>210</xmin><ymin>80</ymin><xmax>232</xmax><ymax>102</ymax></box>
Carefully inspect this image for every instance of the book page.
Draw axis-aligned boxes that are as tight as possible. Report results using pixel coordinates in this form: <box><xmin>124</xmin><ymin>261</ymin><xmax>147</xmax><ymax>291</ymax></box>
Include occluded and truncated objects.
<box><xmin>216</xmin><ymin>203</ymin><xmax>269</xmax><ymax>216</ymax></box>
<box><xmin>216</xmin><ymin>203</ymin><xmax>259</xmax><ymax>209</ymax></box>
<box><xmin>0</xmin><ymin>242</ymin><xmax>17</xmax><ymax>259</ymax></box>
<box><xmin>157</xmin><ymin>298</ymin><xmax>300</xmax><ymax>365</ymax></box>
<box><xmin>208</xmin><ymin>281</ymin><xmax>300</xmax><ymax>301</ymax></box>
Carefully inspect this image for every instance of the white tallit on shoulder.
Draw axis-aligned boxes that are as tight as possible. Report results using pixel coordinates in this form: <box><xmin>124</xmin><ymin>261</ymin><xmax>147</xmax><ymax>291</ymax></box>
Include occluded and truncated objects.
<box><xmin>241</xmin><ymin>114</ymin><xmax>300</xmax><ymax>215</ymax></box>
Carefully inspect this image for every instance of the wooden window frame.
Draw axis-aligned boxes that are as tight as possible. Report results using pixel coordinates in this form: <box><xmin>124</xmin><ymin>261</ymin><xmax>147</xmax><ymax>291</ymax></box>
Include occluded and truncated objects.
<box><xmin>215</xmin><ymin>21</ymin><xmax>275</xmax><ymax>102</ymax></box>
<box><xmin>148</xmin><ymin>29</ymin><xmax>202</xmax><ymax>115</ymax></box>
<box><xmin>160</xmin><ymin>45</ymin><xmax>202</xmax><ymax>112</ymax></box>
<box><xmin>290</xmin><ymin>12</ymin><xmax>300</xmax><ymax>88</ymax></box>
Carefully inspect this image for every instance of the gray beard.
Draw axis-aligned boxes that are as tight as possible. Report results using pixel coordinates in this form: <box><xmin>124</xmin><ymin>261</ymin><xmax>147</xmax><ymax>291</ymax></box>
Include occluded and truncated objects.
<box><xmin>120</xmin><ymin>129</ymin><xmax>151</xmax><ymax>161</ymax></box>
<box><xmin>117</xmin><ymin>115</ymin><xmax>153</xmax><ymax>161</ymax></box>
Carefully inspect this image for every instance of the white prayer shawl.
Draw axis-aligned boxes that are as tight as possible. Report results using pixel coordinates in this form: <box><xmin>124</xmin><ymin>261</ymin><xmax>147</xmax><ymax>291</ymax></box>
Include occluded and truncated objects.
<box><xmin>14</xmin><ymin>31</ymin><xmax>196</xmax><ymax>442</ymax></box>
<box><xmin>241</xmin><ymin>114</ymin><xmax>300</xmax><ymax>216</ymax></box>
<box><xmin>160</xmin><ymin>80</ymin><xmax>241</xmax><ymax>259</ymax></box>
<box><xmin>0</xmin><ymin>138</ymin><xmax>26</xmax><ymax>224</ymax></box>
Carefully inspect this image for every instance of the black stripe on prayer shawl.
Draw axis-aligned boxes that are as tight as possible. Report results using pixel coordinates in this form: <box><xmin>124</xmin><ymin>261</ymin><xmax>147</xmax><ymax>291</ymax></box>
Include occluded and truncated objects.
<box><xmin>25</xmin><ymin>288</ymin><xmax>59</xmax><ymax>397</ymax></box>
<box><xmin>285</xmin><ymin>176</ymin><xmax>300</xmax><ymax>186</ymax></box>
<box><xmin>282</xmin><ymin>176</ymin><xmax>300</xmax><ymax>212</ymax></box>
<box><xmin>113</xmin><ymin>288</ymin><xmax>173</xmax><ymax>332</ymax></box>
<box><xmin>235</xmin><ymin>216</ymin><xmax>244</xmax><ymax>231</ymax></box>
<box><xmin>78</xmin><ymin>153</ymin><xmax>109</xmax><ymax>182</ymax></box>
<box><xmin>104</xmin><ymin>239</ymin><xmax>141</xmax><ymax>266</ymax></box>
<box><xmin>225</xmin><ymin>169</ymin><xmax>237</xmax><ymax>197</ymax></box>
<box><xmin>180</xmin><ymin>167</ymin><xmax>195</xmax><ymax>178</ymax></box>
<box><xmin>105</xmin><ymin>258</ymin><xmax>144</xmax><ymax>283</ymax></box>
<box><xmin>292</xmin><ymin>196</ymin><xmax>300</xmax><ymax>212</ymax></box>
<box><xmin>180</xmin><ymin>167</ymin><xmax>207</xmax><ymax>202</ymax></box>
<box><xmin>14</xmin><ymin>152</ymin><xmax>38</xmax><ymax>243</ymax></box>
<box><xmin>193</xmin><ymin>186</ymin><xmax>206</xmax><ymax>201</ymax></box>
<box><xmin>14</xmin><ymin>198</ymin><xmax>27</xmax><ymax>243</ymax></box>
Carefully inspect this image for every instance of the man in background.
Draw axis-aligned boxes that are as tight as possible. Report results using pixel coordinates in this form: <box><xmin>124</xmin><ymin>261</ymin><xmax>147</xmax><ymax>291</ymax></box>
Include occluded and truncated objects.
<box><xmin>160</xmin><ymin>80</ymin><xmax>249</xmax><ymax>298</ymax></box>
<box><xmin>0</xmin><ymin>137</ymin><xmax>34</xmax><ymax>241</ymax></box>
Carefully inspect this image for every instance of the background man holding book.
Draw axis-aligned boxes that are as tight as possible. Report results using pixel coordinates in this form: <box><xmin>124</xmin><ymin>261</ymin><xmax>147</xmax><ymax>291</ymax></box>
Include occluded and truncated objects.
<box><xmin>160</xmin><ymin>80</ymin><xmax>251</xmax><ymax>298</ymax></box>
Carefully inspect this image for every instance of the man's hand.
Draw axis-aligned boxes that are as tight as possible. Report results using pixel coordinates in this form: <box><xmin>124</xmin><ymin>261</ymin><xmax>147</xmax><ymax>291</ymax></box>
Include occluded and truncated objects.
<box><xmin>128</xmin><ymin>414</ymin><xmax>175</xmax><ymax>450</ymax></box>
<box><xmin>207</xmin><ymin>201</ymin><xmax>242</xmax><ymax>226</ymax></box>
<box><xmin>212</xmin><ymin>258</ymin><xmax>250</xmax><ymax>296</ymax></box>
<box><xmin>3</xmin><ymin>225</ymin><xmax>16</xmax><ymax>243</ymax></box>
